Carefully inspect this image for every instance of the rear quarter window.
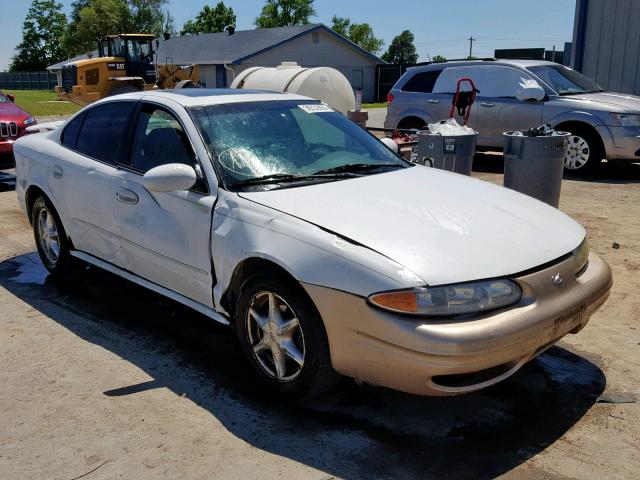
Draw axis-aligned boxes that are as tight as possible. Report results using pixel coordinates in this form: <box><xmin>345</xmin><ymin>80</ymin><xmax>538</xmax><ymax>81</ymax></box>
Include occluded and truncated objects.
<box><xmin>401</xmin><ymin>70</ymin><xmax>442</xmax><ymax>93</ymax></box>
<box><xmin>60</xmin><ymin>113</ymin><xmax>84</xmax><ymax>149</ymax></box>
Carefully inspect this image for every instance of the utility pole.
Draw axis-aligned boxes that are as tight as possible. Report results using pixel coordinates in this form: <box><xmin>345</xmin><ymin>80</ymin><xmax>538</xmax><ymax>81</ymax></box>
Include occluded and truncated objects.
<box><xmin>468</xmin><ymin>36</ymin><xmax>476</xmax><ymax>58</ymax></box>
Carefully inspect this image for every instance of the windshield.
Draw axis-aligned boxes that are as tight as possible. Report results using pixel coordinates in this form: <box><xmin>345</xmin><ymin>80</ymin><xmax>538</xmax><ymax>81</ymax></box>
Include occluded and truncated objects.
<box><xmin>189</xmin><ymin>100</ymin><xmax>408</xmax><ymax>189</ymax></box>
<box><xmin>527</xmin><ymin>65</ymin><xmax>603</xmax><ymax>95</ymax></box>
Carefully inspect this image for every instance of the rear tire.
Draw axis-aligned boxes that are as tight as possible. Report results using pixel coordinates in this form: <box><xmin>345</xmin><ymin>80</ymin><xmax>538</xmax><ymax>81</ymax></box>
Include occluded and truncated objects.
<box><xmin>562</xmin><ymin>125</ymin><xmax>604</xmax><ymax>174</ymax></box>
<box><xmin>235</xmin><ymin>275</ymin><xmax>340</xmax><ymax>399</ymax></box>
<box><xmin>31</xmin><ymin>196</ymin><xmax>75</xmax><ymax>276</ymax></box>
<box><xmin>398</xmin><ymin>117</ymin><xmax>426</xmax><ymax>130</ymax></box>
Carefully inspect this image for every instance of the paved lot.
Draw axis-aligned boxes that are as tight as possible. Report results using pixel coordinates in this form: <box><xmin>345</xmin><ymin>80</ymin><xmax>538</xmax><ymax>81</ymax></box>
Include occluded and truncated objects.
<box><xmin>0</xmin><ymin>162</ymin><xmax>638</xmax><ymax>480</ymax></box>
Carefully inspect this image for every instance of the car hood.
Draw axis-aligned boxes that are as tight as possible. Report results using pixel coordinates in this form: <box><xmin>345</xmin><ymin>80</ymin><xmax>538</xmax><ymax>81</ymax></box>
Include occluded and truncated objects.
<box><xmin>240</xmin><ymin>167</ymin><xmax>585</xmax><ymax>286</ymax></box>
<box><xmin>563</xmin><ymin>91</ymin><xmax>640</xmax><ymax>111</ymax></box>
<box><xmin>0</xmin><ymin>100</ymin><xmax>26</xmax><ymax>121</ymax></box>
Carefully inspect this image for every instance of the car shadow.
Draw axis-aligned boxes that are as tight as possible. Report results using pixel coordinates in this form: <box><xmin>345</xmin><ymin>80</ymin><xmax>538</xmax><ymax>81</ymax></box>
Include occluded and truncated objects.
<box><xmin>0</xmin><ymin>253</ymin><xmax>606</xmax><ymax>480</ymax></box>
<box><xmin>473</xmin><ymin>152</ymin><xmax>640</xmax><ymax>184</ymax></box>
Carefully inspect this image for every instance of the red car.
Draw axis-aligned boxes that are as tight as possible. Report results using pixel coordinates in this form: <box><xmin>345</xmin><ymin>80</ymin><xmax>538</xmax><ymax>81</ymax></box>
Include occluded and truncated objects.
<box><xmin>1</xmin><ymin>91</ymin><xmax>36</xmax><ymax>166</ymax></box>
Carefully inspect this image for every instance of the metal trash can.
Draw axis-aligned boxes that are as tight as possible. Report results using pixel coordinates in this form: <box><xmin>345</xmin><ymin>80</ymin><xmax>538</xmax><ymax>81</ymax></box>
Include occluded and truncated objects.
<box><xmin>503</xmin><ymin>130</ymin><xmax>570</xmax><ymax>207</ymax></box>
<box><xmin>416</xmin><ymin>130</ymin><xmax>478</xmax><ymax>175</ymax></box>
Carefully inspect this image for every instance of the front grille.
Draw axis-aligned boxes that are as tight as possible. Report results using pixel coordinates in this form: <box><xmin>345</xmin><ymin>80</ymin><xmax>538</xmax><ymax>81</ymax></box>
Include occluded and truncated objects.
<box><xmin>0</xmin><ymin>121</ymin><xmax>18</xmax><ymax>138</ymax></box>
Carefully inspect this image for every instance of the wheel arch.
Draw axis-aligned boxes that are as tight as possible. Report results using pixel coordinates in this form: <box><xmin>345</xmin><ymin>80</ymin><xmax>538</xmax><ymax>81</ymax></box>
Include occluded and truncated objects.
<box><xmin>553</xmin><ymin>120</ymin><xmax>605</xmax><ymax>157</ymax></box>
<box><xmin>25</xmin><ymin>185</ymin><xmax>72</xmax><ymax>246</ymax></box>
<box><xmin>397</xmin><ymin>115</ymin><xmax>428</xmax><ymax>129</ymax></box>
<box><xmin>220</xmin><ymin>256</ymin><xmax>308</xmax><ymax>324</ymax></box>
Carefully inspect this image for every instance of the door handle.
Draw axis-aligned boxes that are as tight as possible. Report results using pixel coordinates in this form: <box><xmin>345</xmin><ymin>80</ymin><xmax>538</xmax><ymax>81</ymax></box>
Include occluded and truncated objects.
<box><xmin>52</xmin><ymin>165</ymin><xmax>63</xmax><ymax>179</ymax></box>
<box><xmin>427</xmin><ymin>99</ymin><xmax>440</xmax><ymax>104</ymax></box>
<box><xmin>115</xmin><ymin>188</ymin><xmax>139</xmax><ymax>205</ymax></box>
<box><xmin>480</xmin><ymin>102</ymin><xmax>495</xmax><ymax>107</ymax></box>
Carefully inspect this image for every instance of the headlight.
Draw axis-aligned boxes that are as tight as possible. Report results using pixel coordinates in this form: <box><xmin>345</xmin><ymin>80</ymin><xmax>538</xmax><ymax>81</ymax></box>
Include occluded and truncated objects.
<box><xmin>368</xmin><ymin>279</ymin><xmax>522</xmax><ymax>316</ymax></box>
<box><xmin>572</xmin><ymin>236</ymin><xmax>589</xmax><ymax>276</ymax></box>
<box><xmin>23</xmin><ymin>116</ymin><xmax>36</xmax><ymax>126</ymax></box>
<box><xmin>609</xmin><ymin>112</ymin><xmax>640</xmax><ymax>127</ymax></box>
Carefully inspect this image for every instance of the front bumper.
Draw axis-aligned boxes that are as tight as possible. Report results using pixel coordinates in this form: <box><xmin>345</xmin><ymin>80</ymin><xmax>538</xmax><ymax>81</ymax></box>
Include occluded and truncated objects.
<box><xmin>303</xmin><ymin>252</ymin><xmax>612</xmax><ymax>396</ymax></box>
<box><xmin>597</xmin><ymin>125</ymin><xmax>640</xmax><ymax>160</ymax></box>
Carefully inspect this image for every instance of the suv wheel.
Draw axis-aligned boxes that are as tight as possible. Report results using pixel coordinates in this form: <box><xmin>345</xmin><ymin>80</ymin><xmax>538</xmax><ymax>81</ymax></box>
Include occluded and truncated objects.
<box><xmin>563</xmin><ymin>126</ymin><xmax>603</xmax><ymax>173</ymax></box>
<box><xmin>235</xmin><ymin>275</ymin><xmax>340</xmax><ymax>398</ymax></box>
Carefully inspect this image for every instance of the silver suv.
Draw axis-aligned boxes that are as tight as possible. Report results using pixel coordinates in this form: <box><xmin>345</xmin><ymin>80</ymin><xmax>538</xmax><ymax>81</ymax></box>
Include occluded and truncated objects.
<box><xmin>384</xmin><ymin>59</ymin><xmax>640</xmax><ymax>173</ymax></box>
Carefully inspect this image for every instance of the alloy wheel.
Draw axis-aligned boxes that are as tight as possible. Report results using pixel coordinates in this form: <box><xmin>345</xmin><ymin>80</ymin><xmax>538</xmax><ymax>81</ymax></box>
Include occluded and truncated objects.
<box><xmin>564</xmin><ymin>135</ymin><xmax>590</xmax><ymax>170</ymax></box>
<box><xmin>37</xmin><ymin>206</ymin><xmax>60</xmax><ymax>265</ymax></box>
<box><xmin>246</xmin><ymin>291</ymin><xmax>305</xmax><ymax>382</ymax></box>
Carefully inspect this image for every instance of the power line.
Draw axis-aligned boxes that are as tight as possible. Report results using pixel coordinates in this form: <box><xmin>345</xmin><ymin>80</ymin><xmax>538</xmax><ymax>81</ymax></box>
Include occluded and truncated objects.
<box><xmin>468</xmin><ymin>36</ymin><xmax>476</xmax><ymax>58</ymax></box>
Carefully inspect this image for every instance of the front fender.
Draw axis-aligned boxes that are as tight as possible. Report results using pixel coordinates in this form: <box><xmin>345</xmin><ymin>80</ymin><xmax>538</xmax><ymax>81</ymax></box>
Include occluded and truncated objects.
<box><xmin>211</xmin><ymin>192</ymin><xmax>425</xmax><ymax>311</ymax></box>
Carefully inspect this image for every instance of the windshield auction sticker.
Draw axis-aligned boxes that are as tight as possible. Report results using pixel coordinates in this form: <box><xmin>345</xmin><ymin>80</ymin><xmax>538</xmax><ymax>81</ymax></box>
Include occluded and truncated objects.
<box><xmin>298</xmin><ymin>104</ymin><xmax>334</xmax><ymax>113</ymax></box>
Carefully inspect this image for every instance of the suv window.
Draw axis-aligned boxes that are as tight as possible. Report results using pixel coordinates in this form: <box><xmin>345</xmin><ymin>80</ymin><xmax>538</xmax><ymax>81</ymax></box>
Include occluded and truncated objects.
<box><xmin>60</xmin><ymin>113</ymin><xmax>85</xmax><ymax>149</ymax></box>
<box><xmin>127</xmin><ymin>105</ymin><xmax>196</xmax><ymax>173</ymax></box>
<box><xmin>401</xmin><ymin>70</ymin><xmax>441</xmax><ymax>93</ymax></box>
<box><xmin>433</xmin><ymin>65</ymin><xmax>536</xmax><ymax>98</ymax></box>
<box><xmin>75</xmin><ymin>102</ymin><xmax>135</xmax><ymax>164</ymax></box>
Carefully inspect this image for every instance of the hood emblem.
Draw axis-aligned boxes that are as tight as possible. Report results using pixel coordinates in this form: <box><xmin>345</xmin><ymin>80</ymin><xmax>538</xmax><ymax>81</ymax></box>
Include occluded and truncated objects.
<box><xmin>551</xmin><ymin>273</ymin><xmax>563</xmax><ymax>287</ymax></box>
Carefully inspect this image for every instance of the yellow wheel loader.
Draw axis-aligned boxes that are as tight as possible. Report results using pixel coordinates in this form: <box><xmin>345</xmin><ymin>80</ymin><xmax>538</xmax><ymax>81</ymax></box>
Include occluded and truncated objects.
<box><xmin>55</xmin><ymin>34</ymin><xmax>200</xmax><ymax>106</ymax></box>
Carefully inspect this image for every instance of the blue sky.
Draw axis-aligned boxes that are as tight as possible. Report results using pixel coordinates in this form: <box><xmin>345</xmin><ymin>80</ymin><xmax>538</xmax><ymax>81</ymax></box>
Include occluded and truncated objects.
<box><xmin>2</xmin><ymin>0</ymin><xmax>576</xmax><ymax>71</ymax></box>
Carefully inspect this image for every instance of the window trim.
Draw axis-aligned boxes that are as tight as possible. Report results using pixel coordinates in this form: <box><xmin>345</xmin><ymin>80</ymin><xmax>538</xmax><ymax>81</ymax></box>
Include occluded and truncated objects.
<box><xmin>59</xmin><ymin>100</ymin><xmax>138</xmax><ymax>168</ymax></box>
<box><xmin>119</xmin><ymin>100</ymin><xmax>210</xmax><ymax>196</ymax></box>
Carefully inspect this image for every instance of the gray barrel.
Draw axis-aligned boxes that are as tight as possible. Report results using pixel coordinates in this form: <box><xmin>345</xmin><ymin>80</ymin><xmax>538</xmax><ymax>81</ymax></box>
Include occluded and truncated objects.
<box><xmin>416</xmin><ymin>131</ymin><xmax>478</xmax><ymax>175</ymax></box>
<box><xmin>503</xmin><ymin>131</ymin><xmax>570</xmax><ymax>208</ymax></box>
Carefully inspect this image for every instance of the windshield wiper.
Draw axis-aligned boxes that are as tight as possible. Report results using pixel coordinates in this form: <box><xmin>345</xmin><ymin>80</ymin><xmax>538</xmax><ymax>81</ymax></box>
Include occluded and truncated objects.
<box><xmin>229</xmin><ymin>172</ymin><xmax>352</xmax><ymax>189</ymax></box>
<box><xmin>312</xmin><ymin>163</ymin><xmax>404</xmax><ymax>175</ymax></box>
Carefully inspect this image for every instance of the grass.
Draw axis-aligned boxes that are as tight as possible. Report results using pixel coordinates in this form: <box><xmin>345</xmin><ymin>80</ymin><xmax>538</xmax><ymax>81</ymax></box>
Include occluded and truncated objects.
<box><xmin>3</xmin><ymin>89</ymin><xmax>81</xmax><ymax>117</ymax></box>
<box><xmin>362</xmin><ymin>102</ymin><xmax>388</xmax><ymax>109</ymax></box>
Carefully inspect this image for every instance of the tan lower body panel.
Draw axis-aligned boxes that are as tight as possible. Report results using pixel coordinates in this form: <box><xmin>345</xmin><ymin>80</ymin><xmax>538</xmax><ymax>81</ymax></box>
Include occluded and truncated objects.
<box><xmin>302</xmin><ymin>253</ymin><xmax>612</xmax><ymax>396</ymax></box>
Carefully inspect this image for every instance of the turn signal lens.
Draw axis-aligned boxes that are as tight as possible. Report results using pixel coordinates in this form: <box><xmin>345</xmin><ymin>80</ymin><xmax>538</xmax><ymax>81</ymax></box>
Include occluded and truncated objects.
<box><xmin>369</xmin><ymin>280</ymin><xmax>521</xmax><ymax>317</ymax></box>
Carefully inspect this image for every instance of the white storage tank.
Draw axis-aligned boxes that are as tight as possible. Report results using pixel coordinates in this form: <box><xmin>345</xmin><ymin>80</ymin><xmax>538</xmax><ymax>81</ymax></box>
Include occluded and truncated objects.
<box><xmin>230</xmin><ymin>62</ymin><xmax>356</xmax><ymax>114</ymax></box>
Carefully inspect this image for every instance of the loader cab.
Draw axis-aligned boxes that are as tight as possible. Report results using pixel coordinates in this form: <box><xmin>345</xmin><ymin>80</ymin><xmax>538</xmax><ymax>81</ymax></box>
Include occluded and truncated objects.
<box><xmin>97</xmin><ymin>34</ymin><xmax>156</xmax><ymax>84</ymax></box>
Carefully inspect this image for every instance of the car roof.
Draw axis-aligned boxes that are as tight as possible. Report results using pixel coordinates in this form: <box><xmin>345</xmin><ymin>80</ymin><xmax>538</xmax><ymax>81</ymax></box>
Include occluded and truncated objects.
<box><xmin>408</xmin><ymin>59</ymin><xmax>559</xmax><ymax>71</ymax></box>
<box><xmin>95</xmin><ymin>88</ymin><xmax>313</xmax><ymax>107</ymax></box>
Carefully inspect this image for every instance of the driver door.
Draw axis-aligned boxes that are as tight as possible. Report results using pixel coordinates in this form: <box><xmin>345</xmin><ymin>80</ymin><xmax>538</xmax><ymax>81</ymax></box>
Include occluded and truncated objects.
<box><xmin>110</xmin><ymin>102</ymin><xmax>215</xmax><ymax>307</ymax></box>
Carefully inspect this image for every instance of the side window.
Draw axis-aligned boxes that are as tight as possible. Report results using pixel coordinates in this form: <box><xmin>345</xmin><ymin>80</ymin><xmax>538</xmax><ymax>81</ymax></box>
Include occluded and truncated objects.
<box><xmin>433</xmin><ymin>65</ymin><xmax>535</xmax><ymax>98</ymax></box>
<box><xmin>75</xmin><ymin>102</ymin><xmax>135</xmax><ymax>164</ymax></box>
<box><xmin>60</xmin><ymin>113</ymin><xmax>84</xmax><ymax>149</ymax></box>
<box><xmin>127</xmin><ymin>105</ymin><xmax>196</xmax><ymax>173</ymax></box>
<box><xmin>402</xmin><ymin>70</ymin><xmax>442</xmax><ymax>93</ymax></box>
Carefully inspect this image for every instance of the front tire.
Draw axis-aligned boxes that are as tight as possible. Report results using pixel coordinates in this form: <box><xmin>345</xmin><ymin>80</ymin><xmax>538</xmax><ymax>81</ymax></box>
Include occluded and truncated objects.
<box><xmin>235</xmin><ymin>275</ymin><xmax>339</xmax><ymax>398</ymax></box>
<box><xmin>32</xmin><ymin>196</ymin><xmax>74</xmax><ymax>276</ymax></box>
<box><xmin>563</xmin><ymin>126</ymin><xmax>603</xmax><ymax>174</ymax></box>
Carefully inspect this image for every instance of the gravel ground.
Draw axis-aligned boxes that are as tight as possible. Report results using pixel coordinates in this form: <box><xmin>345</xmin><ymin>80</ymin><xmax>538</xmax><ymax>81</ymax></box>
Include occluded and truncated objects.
<box><xmin>0</xmin><ymin>160</ymin><xmax>638</xmax><ymax>480</ymax></box>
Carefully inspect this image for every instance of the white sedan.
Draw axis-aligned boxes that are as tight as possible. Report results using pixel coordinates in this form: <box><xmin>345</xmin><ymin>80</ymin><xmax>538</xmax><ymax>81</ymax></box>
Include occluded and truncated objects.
<box><xmin>14</xmin><ymin>89</ymin><xmax>612</xmax><ymax>397</ymax></box>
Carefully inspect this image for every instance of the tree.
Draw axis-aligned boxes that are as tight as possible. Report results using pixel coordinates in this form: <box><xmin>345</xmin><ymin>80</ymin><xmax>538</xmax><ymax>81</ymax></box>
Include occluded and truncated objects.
<box><xmin>432</xmin><ymin>55</ymin><xmax>447</xmax><ymax>62</ymax></box>
<box><xmin>181</xmin><ymin>2</ymin><xmax>236</xmax><ymax>35</ymax></box>
<box><xmin>381</xmin><ymin>30</ymin><xmax>417</xmax><ymax>64</ymax></box>
<box><xmin>11</xmin><ymin>0</ymin><xmax>68</xmax><ymax>71</ymax></box>
<box><xmin>254</xmin><ymin>0</ymin><xmax>315</xmax><ymax>28</ymax></box>
<box><xmin>330</xmin><ymin>15</ymin><xmax>384</xmax><ymax>55</ymax></box>
<box><xmin>62</xmin><ymin>0</ymin><xmax>95</xmax><ymax>56</ymax></box>
<box><xmin>74</xmin><ymin>0</ymin><xmax>131</xmax><ymax>45</ymax></box>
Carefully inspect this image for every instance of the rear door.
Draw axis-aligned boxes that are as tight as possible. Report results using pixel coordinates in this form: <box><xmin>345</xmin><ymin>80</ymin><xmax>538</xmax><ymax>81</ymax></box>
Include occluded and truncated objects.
<box><xmin>56</xmin><ymin>101</ymin><xmax>136</xmax><ymax>266</ymax></box>
<box><xmin>110</xmin><ymin>101</ymin><xmax>216</xmax><ymax>307</ymax></box>
<box><xmin>398</xmin><ymin>68</ymin><xmax>454</xmax><ymax>124</ymax></box>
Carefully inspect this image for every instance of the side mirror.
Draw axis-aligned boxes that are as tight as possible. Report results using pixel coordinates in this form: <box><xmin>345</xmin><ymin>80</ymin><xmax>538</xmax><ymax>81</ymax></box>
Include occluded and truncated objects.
<box><xmin>141</xmin><ymin>163</ymin><xmax>197</xmax><ymax>192</ymax></box>
<box><xmin>516</xmin><ymin>82</ymin><xmax>545</xmax><ymax>102</ymax></box>
<box><xmin>6</xmin><ymin>94</ymin><xmax>15</xmax><ymax>102</ymax></box>
<box><xmin>380</xmin><ymin>137</ymin><xmax>399</xmax><ymax>153</ymax></box>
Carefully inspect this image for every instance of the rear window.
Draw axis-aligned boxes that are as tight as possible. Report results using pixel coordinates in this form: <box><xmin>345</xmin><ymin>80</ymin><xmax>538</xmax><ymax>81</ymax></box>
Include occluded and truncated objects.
<box><xmin>75</xmin><ymin>102</ymin><xmax>136</xmax><ymax>164</ymax></box>
<box><xmin>61</xmin><ymin>113</ymin><xmax>84</xmax><ymax>149</ymax></box>
<box><xmin>401</xmin><ymin>70</ymin><xmax>442</xmax><ymax>93</ymax></box>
